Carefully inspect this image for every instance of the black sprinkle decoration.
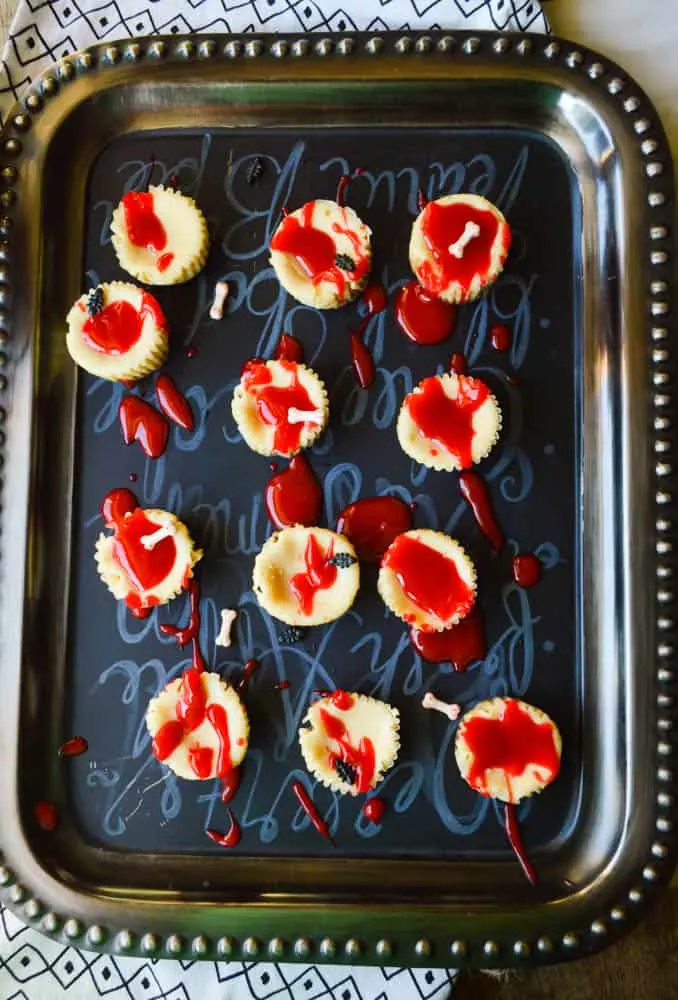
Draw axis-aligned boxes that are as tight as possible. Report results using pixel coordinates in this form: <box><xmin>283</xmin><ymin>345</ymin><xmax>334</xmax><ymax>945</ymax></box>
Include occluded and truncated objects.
<box><xmin>333</xmin><ymin>758</ymin><xmax>357</xmax><ymax>786</ymax></box>
<box><xmin>279</xmin><ymin>626</ymin><xmax>305</xmax><ymax>645</ymax></box>
<box><xmin>86</xmin><ymin>286</ymin><xmax>104</xmax><ymax>316</ymax></box>
<box><xmin>335</xmin><ymin>253</ymin><xmax>356</xmax><ymax>272</ymax></box>
<box><xmin>328</xmin><ymin>552</ymin><xmax>358</xmax><ymax>569</ymax></box>
<box><xmin>246</xmin><ymin>157</ymin><xmax>265</xmax><ymax>184</ymax></box>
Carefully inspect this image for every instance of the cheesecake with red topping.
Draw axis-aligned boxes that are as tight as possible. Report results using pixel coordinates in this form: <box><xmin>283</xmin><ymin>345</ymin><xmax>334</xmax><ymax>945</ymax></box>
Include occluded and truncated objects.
<box><xmin>455</xmin><ymin>697</ymin><xmax>562</xmax><ymax>803</ymax></box>
<box><xmin>232</xmin><ymin>359</ymin><xmax>329</xmax><ymax>458</ymax></box>
<box><xmin>409</xmin><ymin>194</ymin><xmax>511</xmax><ymax>304</ymax></box>
<box><xmin>378</xmin><ymin>528</ymin><xmax>476</xmax><ymax>632</ymax></box>
<box><xmin>146</xmin><ymin>671</ymin><xmax>249</xmax><ymax>781</ymax></box>
<box><xmin>95</xmin><ymin>489</ymin><xmax>202</xmax><ymax>616</ymax></box>
<box><xmin>299</xmin><ymin>690</ymin><xmax>400</xmax><ymax>796</ymax></box>
<box><xmin>66</xmin><ymin>282</ymin><xmax>168</xmax><ymax>382</ymax></box>
<box><xmin>397</xmin><ymin>372</ymin><xmax>501</xmax><ymax>471</ymax></box>
<box><xmin>111</xmin><ymin>185</ymin><xmax>209</xmax><ymax>286</ymax></box>
<box><xmin>270</xmin><ymin>199</ymin><xmax>372</xmax><ymax>309</ymax></box>
<box><xmin>252</xmin><ymin>525</ymin><xmax>359</xmax><ymax>627</ymax></box>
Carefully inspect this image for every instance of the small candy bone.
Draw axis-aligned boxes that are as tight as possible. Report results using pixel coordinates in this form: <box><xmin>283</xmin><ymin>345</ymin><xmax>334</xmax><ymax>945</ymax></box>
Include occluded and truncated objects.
<box><xmin>140</xmin><ymin>523</ymin><xmax>176</xmax><ymax>550</ymax></box>
<box><xmin>448</xmin><ymin>221</ymin><xmax>481</xmax><ymax>259</ymax></box>
<box><xmin>287</xmin><ymin>406</ymin><xmax>323</xmax><ymax>425</ymax></box>
<box><xmin>422</xmin><ymin>691</ymin><xmax>461</xmax><ymax>722</ymax></box>
<box><xmin>215</xmin><ymin>608</ymin><xmax>238</xmax><ymax>648</ymax></box>
<box><xmin>209</xmin><ymin>280</ymin><xmax>230</xmax><ymax>320</ymax></box>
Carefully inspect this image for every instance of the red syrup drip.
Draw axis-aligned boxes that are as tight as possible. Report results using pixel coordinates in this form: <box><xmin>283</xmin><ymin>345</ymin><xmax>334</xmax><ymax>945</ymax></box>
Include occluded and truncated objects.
<box><xmin>417</xmin><ymin>188</ymin><xmax>428</xmax><ymax>213</ymax></box>
<box><xmin>160</xmin><ymin>578</ymin><xmax>207</xmax><ymax>673</ymax></box>
<box><xmin>206</xmin><ymin>703</ymin><xmax>233</xmax><ymax>777</ymax></box>
<box><xmin>418</xmin><ymin>200</ymin><xmax>509</xmax><ymax>299</ymax></box>
<box><xmin>101</xmin><ymin>487</ymin><xmax>138</xmax><ymax>527</ymax></box>
<box><xmin>82</xmin><ymin>292</ymin><xmax>165</xmax><ymax>355</ymax></box>
<box><xmin>58</xmin><ymin>736</ymin><xmax>88</xmax><ymax>758</ymax></box>
<box><xmin>274</xmin><ymin>332</ymin><xmax>304</xmax><ymax>363</ymax></box>
<box><xmin>221</xmin><ymin>767</ymin><xmax>241</xmax><ymax>803</ymax></box>
<box><xmin>394</xmin><ymin>280</ymin><xmax>457</xmax><ymax>345</ymax></box>
<box><xmin>406</xmin><ymin>373</ymin><xmax>490</xmax><ymax>470</ymax></box>
<box><xmin>270</xmin><ymin>201</ymin><xmax>369</xmax><ymax>296</ymax></box>
<box><xmin>410</xmin><ymin>606</ymin><xmax>486</xmax><ymax>669</ymax></box>
<box><xmin>177</xmin><ymin>666</ymin><xmax>207</xmax><ymax>732</ymax></box>
<box><xmin>157</xmin><ymin>251</ymin><xmax>175</xmax><ymax>272</ymax></box>
<box><xmin>242</xmin><ymin>359</ymin><xmax>321</xmax><ymax>455</ymax></box>
<box><xmin>237</xmin><ymin>658</ymin><xmax>261</xmax><ymax>693</ymax></box>
<box><xmin>290</xmin><ymin>534</ymin><xmax>338</xmax><ymax>616</ymax></box>
<box><xmin>206</xmin><ymin>809</ymin><xmax>241</xmax><ymax>848</ymax></box>
<box><xmin>459</xmin><ymin>470</ymin><xmax>504</xmax><ymax>551</ymax></box>
<box><xmin>292</xmin><ymin>780</ymin><xmax>334</xmax><ymax>844</ymax></box>
<box><xmin>382</xmin><ymin>533</ymin><xmax>475</xmax><ymax>627</ymax></box>
<box><xmin>318</xmin><ymin>707</ymin><xmax>376</xmax><ymax>794</ymax></box>
<box><xmin>450</xmin><ymin>353</ymin><xmax>467</xmax><ymax>375</ymax></box>
<box><xmin>461</xmin><ymin>698</ymin><xmax>561</xmax><ymax>802</ymax></box>
<box><xmin>274</xmin><ymin>680</ymin><xmax>291</xmax><ymax>691</ymax></box>
<box><xmin>512</xmin><ymin>553</ymin><xmax>542</xmax><ymax>588</ymax></box>
<box><xmin>362</xmin><ymin>796</ymin><xmax>386</xmax><ymax>824</ymax></box>
<box><xmin>119</xmin><ymin>396</ymin><xmax>169</xmax><ymax>459</ymax></box>
<box><xmin>122</xmin><ymin>190</ymin><xmax>168</xmax><ymax>252</ymax></box>
<box><xmin>504</xmin><ymin>802</ymin><xmax>538</xmax><ymax>885</ymax></box>
<box><xmin>490</xmin><ymin>322</ymin><xmax>511</xmax><ymax>352</ymax></box>
<box><xmin>328</xmin><ymin>689</ymin><xmax>354</xmax><ymax>711</ymax></box>
<box><xmin>362</xmin><ymin>283</ymin><xmax>388</xmax><ymax>317</ymax></box>
<box><xmin>34</xmin><ymin>800</ymin><xmax>59</xmax><ymax>832</ymax></box>
<box><xmin>350</xmin><ymin>332</ymin><xmax>375</xmax><ymax>388</ymax></box>
<box><xmin>155</xmin><ymin>374</ymin><xmax>195</xmax><ymax>431</ymax></box>
<box><xmin>336</xmin><ymin>496</ymin><xmax>412</xmax><ymax>562</ymax></box>
<box><xmin>336</xmin><ymin>173</ymin><xmax>351</xmax><ymax>207</ymax></box>
<box><xmin>265</xmin><ymin>454</ymin><xmax>322</xmax><ymax>530</ymax></box>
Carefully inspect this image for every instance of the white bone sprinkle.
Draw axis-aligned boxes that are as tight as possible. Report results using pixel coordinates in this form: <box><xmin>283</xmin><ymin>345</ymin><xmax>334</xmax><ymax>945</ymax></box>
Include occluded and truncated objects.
<box><xmin>422</xmin><ymin>691</ymin><xmax>461</xmax><ymax>722</ymax></box>
<box><xmin>209</xmin><ymin>280</ymin><xmax>230</xmax><ymax>320</ymax></box>
<box><xmin>215</xmin><ymin>608</ymin><xmax>238</xmax><ymax>648</ymax></box>
<box><xmin>287</xmin><ymin>406</ymin><xmax>323</xmax><ymax>425</ymax></box>
<box><xmin>448</xmin><ymin>221</ymin><xmax>481</xmax><ymax>259</ymax></box>
<box><xmin>140</xmin><ymin>523</ymin><xmax>176</xmax><ymax>550</ymax></box>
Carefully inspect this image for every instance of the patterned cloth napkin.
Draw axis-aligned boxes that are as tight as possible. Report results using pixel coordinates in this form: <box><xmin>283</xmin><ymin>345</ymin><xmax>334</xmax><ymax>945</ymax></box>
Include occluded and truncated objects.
<box><xmin>0</xmin><ymin>0</ymin><xmax>547</xmax><ymax>997</ymax></box>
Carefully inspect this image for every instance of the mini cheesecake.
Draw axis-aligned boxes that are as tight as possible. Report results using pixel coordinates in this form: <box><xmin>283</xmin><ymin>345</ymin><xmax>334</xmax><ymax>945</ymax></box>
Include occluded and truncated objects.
<box><xmin>270</xmin><ymin>199</ymin><xmax>372</xmax><ymax>309</ymax></box>
<box><xmin>95</xmin><ymin>490</ymin><xmax>202</xmax><ymax>615</ymax></box>
<box><xmin>146</xmin><ymin>671</ymin><xmax>249</xmax><ymax>780</ymax></box>
<box><xmin>378</xmin><ymin>528</ymin><xmax>476</xmax><ymax>632</ymax></box>
<box><xmin>455</xmin><ymin>697</ymin><xmax>562</xmax><ymax>804</ymax></box>
<box><xmin>409</xmin><ymin>194</ymin><xmax>511</xmax><ymax>304</ymax></box>
<box><xmin>253</xmin><ymin>525</ymin><xmax>359</xmax><ymax>627</ymax></box>
<box><xmin>232</xmin><ymin>359</ymin><xmax>329</xmax><ymax>458</ymax></box>
<box><xmin>111</xmin><ymin>185</ymin><xmax>209</xmax><ymax>286</ymax></box>
<box><xmin>299</xmin><ymin>690</ymin><xmax>400</xmax><ymax>796</ymax></box>
<box><xmin>66</xmin><ymin>282</ymin><xmax>168</xmax><ymax>382</ymax></box>
<box><xmin>397</xmin><ymin>372</ymin><xmax>501</xmax><ymax>471</ymax></box>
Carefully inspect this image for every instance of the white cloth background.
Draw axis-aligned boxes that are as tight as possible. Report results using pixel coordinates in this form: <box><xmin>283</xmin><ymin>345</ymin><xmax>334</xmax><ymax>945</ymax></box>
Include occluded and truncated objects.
<box><xmin>0</xmin><ymin>0</ymin><xmax>547</xmax><ymax>997</ymax></box>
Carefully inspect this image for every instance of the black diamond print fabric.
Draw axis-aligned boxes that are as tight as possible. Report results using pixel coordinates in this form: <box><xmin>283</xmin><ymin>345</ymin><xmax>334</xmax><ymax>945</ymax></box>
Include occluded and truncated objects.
<box><xmin>0</xmin><ymin>0</ymin><xmax>546</xmax><ymax>996</ymax></box>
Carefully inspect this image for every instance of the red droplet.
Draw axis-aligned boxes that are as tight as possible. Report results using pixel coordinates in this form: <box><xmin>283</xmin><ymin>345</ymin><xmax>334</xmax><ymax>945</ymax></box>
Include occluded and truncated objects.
<box><xmin>405</xmin><ymin>373</ymin><xmax>490</xmax><ymax>470</ymax></box>
<box><xmin>274</xmin><ymin>680</ymin><xmax>291</xmax><ymax>691</ymax></box>
<box><xmin>409</xmin><ymin>606</ymin><xmax>486</xmax><ymax>669</ymax></box>
<box><xmin>460</xmin><ymin>698</ymin><xmax>560</xmax><ymax>802</ymax></box>
<box><xmin>122</xmin><ymin>190</ymin><xmax>168</xmax><ymax>252</ymax></box>
<box><xmin>34</xmin><ymin>800</ymin><xmax>59</xmax><ymax>832</ymax></box>
<box><xmin>329</xmin><ymin>689</ymin><xmax>354</xmax><ymax>711</ymax></box>
<box><xmin>362</xmin><ymin>796</ymin><xmax>386</xmax><ymax>824</ymax></box>
<box><xmin>58</xmin><ymin>736</ymin><xmax>88</xmax><ymax>758</ymax></box>
<box><xmin>157</xmin><ymin>251</ymin><xmax>175</xmax><ymax>272</ymax></box>
<box><xmin>350</xmin><ymin>331</ymin><xmax>375</xmax><ymax>388</ymax></box>
<box><xmin>101</xmin><ymin>487</ymin><xmax>138</xmax><ymax>527</ymax></box>
<box><xmin>155</xmin><ymin>373</ymin><xmax>195</xmax><ymax>431</ymax></box>
<box><xmin>336</xmin><ymin>496</ymin><xmax>412</xmax><ymax>562</ymax></box>
<box><xmin>382</xmin><ymin>533</ymin><xmax>476</xmax><ymax>627</ymax></box>
<box><xmin>188</xmin><ymin>744</ymin><xmax>214</xmax><ymax>779</ymax></box>
<box><xmin>186</xmin><ymin>345</ymin><xmax>198</xmax><ymax>359</ymax></box>
<box><xmin>417</xmin><ymin>200</ymin><xmax>510</xmax><ymax>299</ymax></box>
<box><xmin>129</xmin><ymin>472</ymin><xmax>138</xmax><ymax>483</ymax></box>
<box><xmin>119</xmin><ymin>396</ymin><xmax>169</xmax><ymax>458</ymax></box>
<box><xmin>152</xmin><ymin>719</ymin><xmax>185</xmax><ymax>761</ymax></box>
<box><xmin>237</xmin><ymin>658</ymin><xmax>260</xmax><ymax>693</ymax></box>
<box><xmin>450</xmin><ymin>353</ymin><xmax>467</xmax><ymax>375</ymax></box>
<box><xmin>394</xmin><ymin>280</ymin><xmax>456</xmax><ymax>345</ymax></box>
<box><xmin>504</xmin><ymin>802</ymin><xmax>538</xmax><ymax>885</ymax></box>
<box><xmin>206</xmin><ymin>809</ymin><xmax>241</xmax><ymax>848</ymax></box>
<box><xmin>361</xmin><ymin>283</ymin><xmax>388</xmax><ymax>316</ymax></box>
<box><xmin>459</xmin><ymin>471</ymin><xmax>504</xmax><ymax>551</ymax></box>
<box><xmin>490</xmin><ymin>322</ymin><xmax>511</xmax><ymax>352</ymax></box>
<box><xmin>265</xmin><ymin>454</ymin><xmax>322</xmax><ymax>530</ymax></box>
<box><xmin>274</xmin><ymin>333</ymin><xmax>304</xmax><ymax>363</ymax></box>
<box><xmin>512</xmin><ymin>553</ymin><xmax>542</xmax><ymax>588</ymax></box>
<box><xmin>292</xmin><ymin>780</ymin><xmax>334</xmax><ymax>843</ymax></box>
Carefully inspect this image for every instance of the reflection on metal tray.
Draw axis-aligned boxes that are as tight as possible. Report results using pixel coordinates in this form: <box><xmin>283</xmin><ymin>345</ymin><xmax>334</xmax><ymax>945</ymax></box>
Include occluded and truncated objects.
<box><xmin>0</xmin><ymin>31</ymin><xmax>675</xmax><ymax>969</ymax></box>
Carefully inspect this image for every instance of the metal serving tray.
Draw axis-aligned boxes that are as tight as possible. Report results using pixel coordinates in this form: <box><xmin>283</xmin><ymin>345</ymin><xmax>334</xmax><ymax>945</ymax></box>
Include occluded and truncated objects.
<box><xmin>0</xmin><ymin>31</ymin><xmax>676</xmax><ymax>969</ymax></box>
